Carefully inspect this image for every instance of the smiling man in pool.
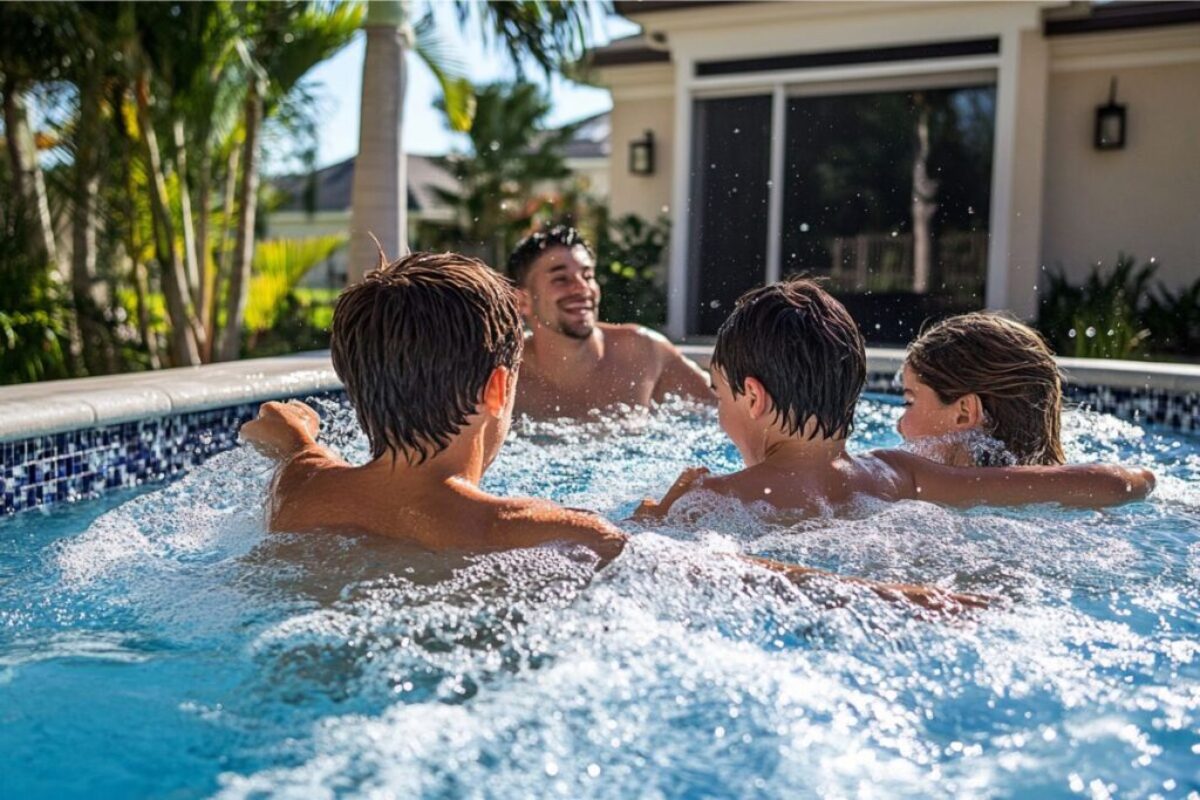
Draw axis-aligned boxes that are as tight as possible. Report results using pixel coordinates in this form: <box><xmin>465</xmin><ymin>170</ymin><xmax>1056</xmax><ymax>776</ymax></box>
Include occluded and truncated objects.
<box><xmin>239</xmin><ymin>251</ymin><xmax>985</xmax><ymax>613</ymax></box>
<box><xmin>505</xmin><ymin>226</ymin><xmax>714</xmax><ymax>419</ymax></box>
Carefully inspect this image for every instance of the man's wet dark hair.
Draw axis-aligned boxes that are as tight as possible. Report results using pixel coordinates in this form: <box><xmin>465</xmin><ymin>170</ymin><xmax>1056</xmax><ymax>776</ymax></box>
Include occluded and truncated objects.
<box><xmin>506</xmin><ymin>225</ymin><xmax>593</xmax><ymax>286</ymax></box>
<box><xmin>330</xmin><ymin>251</ymin><xmax>524</xmax><ymax>464</ymax></box>
<box><xmin>711</xmin><ymin>278</ymin><xmax>865</xmax><ymax>440</ymax></box>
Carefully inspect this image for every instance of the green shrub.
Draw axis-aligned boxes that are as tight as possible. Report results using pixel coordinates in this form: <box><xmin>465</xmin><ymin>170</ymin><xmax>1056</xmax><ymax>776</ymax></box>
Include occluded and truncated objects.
<box><xmin>1038</xmin><ymin>254</ymin><xmax>1153</xmax><ymax>359</ymax></box>
<box><xmin>245</xmin><ymin>234</ymin><xmax>348</xmax><ymax>333</ymax></box>
<box><xmin>1144</xmin><ymin>277</ymin><xmax>1200</xmax><ymax>358</ymax></box>
<box><xmin>594</xmin><ymin>213</ymin><xmax>669</xmax><ymax>327</ymax></box>
<box><xmin>0</xmin><ymin>203</ymin><xmax>74</xmax><ymax>385</ymax></box>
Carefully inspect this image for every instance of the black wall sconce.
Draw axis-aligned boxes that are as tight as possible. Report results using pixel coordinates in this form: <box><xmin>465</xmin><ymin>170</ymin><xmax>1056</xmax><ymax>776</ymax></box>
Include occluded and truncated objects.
<box><xmin>1094</xmin><ymin>77</ymin><xmax>1126</xmax><ymax>150</ymax></box>
<box><xmin>629</xmin><ymin>130</ymin><xmax>656</xmax><ymax>175</ymax></box>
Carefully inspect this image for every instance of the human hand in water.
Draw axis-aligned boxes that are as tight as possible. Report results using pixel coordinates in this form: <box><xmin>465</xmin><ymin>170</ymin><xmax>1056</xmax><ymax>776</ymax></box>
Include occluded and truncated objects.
<box><xmin>239</xmin><ymin>400</ymin><xmax>321</xmax><ymax>460</ymax></box>
<box><xmin>632</xmin><ymin>466</ymin><xmax>710</xmax><ymax>520</ymax></box>
<box><xmin>870</xmin><ymin>581</ymin><xmax>992</xmax><ymax>615</ymax></box>
<box><xmin>749</xmin><ymin>557</ymin><xmax>992</xmax><ymax>616</ymax></box>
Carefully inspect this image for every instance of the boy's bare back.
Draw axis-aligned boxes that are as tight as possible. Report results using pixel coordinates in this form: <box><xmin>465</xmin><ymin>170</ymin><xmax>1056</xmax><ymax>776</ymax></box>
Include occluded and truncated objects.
<box><xmin>245</xmin><ymin>403</ymin><xmax>626</xmax><ymax>564</ymax></box>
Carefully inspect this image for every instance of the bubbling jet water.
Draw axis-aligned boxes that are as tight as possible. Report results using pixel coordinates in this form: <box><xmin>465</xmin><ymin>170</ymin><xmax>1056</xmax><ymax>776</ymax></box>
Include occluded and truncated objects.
<box><xmin>51</xmin><ymin>395</ymin><xmax>1200</xmax><ymax>799</ymax></box>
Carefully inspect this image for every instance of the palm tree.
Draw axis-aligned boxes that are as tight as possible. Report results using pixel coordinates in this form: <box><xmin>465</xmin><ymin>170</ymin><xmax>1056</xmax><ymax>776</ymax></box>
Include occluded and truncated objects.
<box><xmin>433</xmin><ymin>81</ymin><xmax>578</xmax><ymax>266</ymax></box>
<box><xmin>347</xmin><ymin>0</ymin><xmax>599</xmax><ymax>282</ymax></box>
<box><xmin>216</xmin><ymin>0</ymin><xmax>362</xmax><ymax>362</ymax></box>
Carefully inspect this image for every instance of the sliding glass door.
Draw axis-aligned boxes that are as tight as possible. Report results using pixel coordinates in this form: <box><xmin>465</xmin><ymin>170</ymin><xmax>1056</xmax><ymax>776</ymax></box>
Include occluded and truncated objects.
<box><xmin>687</xmin><ymin>95</ymin><xmax>772</xmax><ymax>336</ymax></box>
<box><xmin>685</xmin><ymin>81</ymin><xmax>996</xmax><ymax>342</ymax></box>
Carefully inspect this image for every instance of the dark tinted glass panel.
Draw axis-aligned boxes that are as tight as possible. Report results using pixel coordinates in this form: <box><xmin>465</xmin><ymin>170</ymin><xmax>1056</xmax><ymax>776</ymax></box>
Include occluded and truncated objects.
<box><xmin>688</xmin><ymin>95</ymin><xmax>772</xmax><ymax>335</ymax></box>
<box><xmin>781</xmin><ymin>86</ymin><xmax>995</xmax><ymax>343</ymax></box>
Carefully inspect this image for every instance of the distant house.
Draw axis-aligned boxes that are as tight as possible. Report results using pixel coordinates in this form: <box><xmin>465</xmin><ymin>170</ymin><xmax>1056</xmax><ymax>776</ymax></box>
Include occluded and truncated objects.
<box><xmin>264</xmin><ymin>113</ymin><xmax>612</xmax><ymax>287</ymax></box>
<box><xmin>590</xmin><ymin>1</ymin><xmax>1200</xmax><ymax>341</ymax></box>
<box><xmin>559</xmin><ymin>111</ymin><xmax>612</xmax><ymax>198</ymax></box>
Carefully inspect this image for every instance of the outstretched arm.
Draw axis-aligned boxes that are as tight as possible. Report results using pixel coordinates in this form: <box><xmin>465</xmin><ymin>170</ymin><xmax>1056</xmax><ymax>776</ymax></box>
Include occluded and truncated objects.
<box><xmin>632</xmin><ymin>466</ymin><xmax>711</xmax><ymax>520</ymax></box>
<box><xmin>633</xmin><ymin>468</ymin><xmax>988</xmax><ymax>615</ymax></box>
<box><xmin>645</xmin><ymin>330</ymin><xmax>715</xmax><ymax>405</ymax></box>
<box><xmin>743</xmin><ymin>556</ymin><xmax>990</xmax><ymax>614</ymax></box>
<box><xmin>877</xmin><ymin>449</ymin><xmax>1156</xmax><ymax>508</ymax></box>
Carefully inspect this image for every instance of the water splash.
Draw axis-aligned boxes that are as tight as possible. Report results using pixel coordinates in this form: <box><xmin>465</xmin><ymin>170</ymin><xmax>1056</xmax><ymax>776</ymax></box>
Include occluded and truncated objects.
<box><xmin>6</xmin><ymin>395</ymin><xmax>1199</xmax><ymax>799</ymax></box>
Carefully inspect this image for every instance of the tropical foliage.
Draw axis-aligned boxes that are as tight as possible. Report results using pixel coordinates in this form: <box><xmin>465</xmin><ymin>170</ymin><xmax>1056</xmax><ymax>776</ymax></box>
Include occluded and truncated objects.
<box><xmin>244</xmin><ymin>234</ymin><xmax>348</xmax><ymax>333</ymax></box>
<box><xmin>594</xmin><ymin>212</ymin><xmax>670</xmax><ymax>327</ymax></box>
<box><xmin>0</xmin><ymin>0</ymin><xmax>361</xmax><ymax>381</ymax></box>
<box><xmin>432</xmin><ymin>80</ymin><xmax>580</xmax><ymax>266</ymax></box>
<box><xmin>1038</xmin><ymin>255</ymin><xmax>1200</xmax><ymax>360</ymax></box>
<box><xmin>347</xmin><ymin>0</ymin><xmax>600</xmax><ymax>277</ymax></box>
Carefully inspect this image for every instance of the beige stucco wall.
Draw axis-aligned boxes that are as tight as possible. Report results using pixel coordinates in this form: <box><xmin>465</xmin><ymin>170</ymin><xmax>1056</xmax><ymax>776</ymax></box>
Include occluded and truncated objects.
<box><xmin>1042</xmin><ymin>60</ymin><xmax>1200</xmax><ymax>290</ymax></box>
<box><xmin>607</xmin><ymin>89</ymin><xmax>675</xmax><ymax>222</ymax></box>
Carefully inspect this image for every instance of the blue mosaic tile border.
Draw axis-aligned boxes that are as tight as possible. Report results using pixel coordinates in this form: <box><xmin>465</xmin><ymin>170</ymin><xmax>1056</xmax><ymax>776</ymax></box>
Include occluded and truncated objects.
<box><xmin>0</xmin><ymin>393</ymin><xmax>340</xmax><ymax>515</ymax></box>
<box><xmin>2</xmin><ymin>379</ymin><xmax>1197</xmax><ymax>516</ymax></box>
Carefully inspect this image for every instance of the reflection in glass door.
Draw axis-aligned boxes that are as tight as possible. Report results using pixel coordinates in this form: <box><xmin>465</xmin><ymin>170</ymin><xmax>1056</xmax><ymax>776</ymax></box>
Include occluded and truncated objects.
<box><xmin>687</xmin><ymin>95</ymin><xmax>772</xmax><ymax>336</ymax></box>
<box><xmin>683</xmin><ymin>83</ymin><xmax>996</xmax><ymax>342</ymax></box>
<box><xmin>781</xmin><ymin>85</ymin><xmax>996</xmax><ymax>342</ymax></box>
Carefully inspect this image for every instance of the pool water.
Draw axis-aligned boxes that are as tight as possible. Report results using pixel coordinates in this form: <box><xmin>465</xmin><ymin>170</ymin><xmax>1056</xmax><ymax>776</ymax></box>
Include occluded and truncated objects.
<box><xmin>2</xmin><ymin>396</ymin><xmax>1198</xmax><ymax>799</ymax></box>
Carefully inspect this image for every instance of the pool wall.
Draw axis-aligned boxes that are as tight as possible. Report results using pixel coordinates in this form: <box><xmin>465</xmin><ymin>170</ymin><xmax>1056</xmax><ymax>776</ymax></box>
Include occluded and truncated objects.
<box><xmin>1</xmin><ymin>348</ymin><xmax>1197</xmax><ymax>515</ymax></box>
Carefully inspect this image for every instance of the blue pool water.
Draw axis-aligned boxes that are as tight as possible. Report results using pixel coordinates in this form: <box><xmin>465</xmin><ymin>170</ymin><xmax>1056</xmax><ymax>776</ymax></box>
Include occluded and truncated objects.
<box><xmin>2</xmin><ymin>396</ymin><xmax>1199</xmax><ymax>799</ymax></box>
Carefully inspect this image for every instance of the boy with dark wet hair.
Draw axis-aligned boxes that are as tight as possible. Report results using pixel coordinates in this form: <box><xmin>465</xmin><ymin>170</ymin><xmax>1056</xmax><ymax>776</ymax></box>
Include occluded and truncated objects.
<box><xmin>506</xmin><ymin>225</ymin><xmax>713</xmax><ymax>419</ymax></box>
<box><xmin>240</xmin><ymin>253</ymin><xmax>986</xmax><ymax>612</ymax></box>
<box><xmin>638</xmin><ymin>278</ymin><xmax>1155</xmax><ymax>518</ymax></box>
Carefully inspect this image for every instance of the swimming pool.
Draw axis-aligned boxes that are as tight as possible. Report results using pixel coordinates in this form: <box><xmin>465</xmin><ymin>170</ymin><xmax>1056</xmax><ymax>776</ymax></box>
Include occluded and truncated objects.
<box><xmin>2</xmin><ymin>395</ymin><xmax>1198</xmax><ymax>798</ymax></box>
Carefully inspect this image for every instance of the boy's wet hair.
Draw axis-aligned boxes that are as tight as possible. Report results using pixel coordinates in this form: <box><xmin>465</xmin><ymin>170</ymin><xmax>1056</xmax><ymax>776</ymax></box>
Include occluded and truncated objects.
<box><xmin>906</xmin><ymin>312</ymin><xmax>1065</xmax><ymax>466</ymax></box>
<box><xmin>712</xmin><ymin>278</ymin><xmax>865</xmax><ymax>440</ymax></box>
<box><xmin>506</xmin><ymin>225</ymin><xmax>593</xmax><ymax>286</ymax></box>
<box><xmin>331</xmin><ymin>251</ymin><xmax>523</xmax><ymax>464</ymax></box>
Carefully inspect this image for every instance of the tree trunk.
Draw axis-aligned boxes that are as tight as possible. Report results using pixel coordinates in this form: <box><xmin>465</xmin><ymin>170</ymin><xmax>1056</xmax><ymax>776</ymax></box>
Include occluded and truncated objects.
<box><xmin>217</xmin><ymin>84</ymin><xmax>263</xmax><ymax>362</ymax></box>
<box><xmin>348</xmin><ymin>0</ymin><xmax>410</xmax><ymax>283</ymax></box>
<box><xmin>195</xmin><ymin>150</ymin><xmax>213</xmax><ymax>359</ymax></box>
<box><xmin>2</xmin><ymin>80</ymin><xmax>61</xmax><ymax>271</ymax></box>
<box><xmin>71</xmin><ymin>64</ymin><xmax>118</xmax><ymax>375</ymax></box>
<box><xmin>210</xmin><ymin>145</ymin><xmax>240</xmax><ymax>351</ymax></box>
<box><xmin>911</xmin><ymin>99</ymin><xmax>938</xmax><ymax>295</ymax></box>
<box><xmin>173</xmin><ymin>119</ymin><xmax>204</xmax><ymax>326</ymax></box>
<box><xmin>135</xmin><ymin>72</ymin><xmax>201</xmax><ymax>366</ymax></box>
<box><xmin>129</xmin><ymin>225</ymin><xmax>161</xmax><ymax>371</ymax></box>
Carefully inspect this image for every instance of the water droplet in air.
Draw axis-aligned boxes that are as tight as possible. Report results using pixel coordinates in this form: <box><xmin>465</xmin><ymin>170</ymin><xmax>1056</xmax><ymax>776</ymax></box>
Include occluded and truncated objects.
<box><xmin>709</xmin><ymin>300</ymin><xmax>721</xmax><ymax>309</ymax></box>
<box><xmin>1085</xmin><ymin>327</ymin><xmax>1097</xmax><ymax>338</ymax></box>
<box><xmin>1068</xmin><ymin>329</ymin><xmax>1077</xmax><ymax>338</ymax></box>
<box><xmin>800</xmin><ymin>223</ymin><xmax>810</xmax><ymax>232</ymax></box>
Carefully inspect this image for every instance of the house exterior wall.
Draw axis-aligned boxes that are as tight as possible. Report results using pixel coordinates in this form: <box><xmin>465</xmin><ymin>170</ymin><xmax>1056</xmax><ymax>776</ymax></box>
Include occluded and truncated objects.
<box><xmin>598</xmin><ymin>3</ymin><xmax>1199</xmax><ymax>337</ymax></box>
<box><xmin>1042</xmin><ymin>33</ymin><xmax>1200</xmax><ymax>290</ymax></box>
<box><xmin>608</xmin><ymin>94</ymin><xmax>674</xmax><ymax>222</ymax></box>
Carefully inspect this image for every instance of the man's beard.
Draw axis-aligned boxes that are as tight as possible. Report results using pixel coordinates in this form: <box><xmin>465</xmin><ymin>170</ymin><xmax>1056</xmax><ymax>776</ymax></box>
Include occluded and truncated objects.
<box><xmin>555</xmin><ymin>315</ymin><xmax>595</xmax><ymax>340</ymax></box>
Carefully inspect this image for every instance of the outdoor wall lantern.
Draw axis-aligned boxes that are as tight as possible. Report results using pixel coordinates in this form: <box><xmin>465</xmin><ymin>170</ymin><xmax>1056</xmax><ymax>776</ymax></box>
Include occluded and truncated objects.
<box><xmin>629</xmin><ymin>130</ymin><xmax>656</xmax><ymax>175</ymax></box>
<box><xmin>1094</xmin><ymin>77</ymin><xmax>1126</xmax><ymax>150</ymax></box>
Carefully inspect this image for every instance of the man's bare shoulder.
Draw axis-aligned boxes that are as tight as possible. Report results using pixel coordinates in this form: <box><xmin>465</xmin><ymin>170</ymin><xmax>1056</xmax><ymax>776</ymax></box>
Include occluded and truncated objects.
<box><xmin>490</xmin><ymin>496</ymin><xmax>627</xmax><ymax>560</ymax></box>
<box><xmin>601</xmin><ymin>323</ymin><xmax>681</xmax><ymax>362</ymax></box>
<box><xmin>600</xmin><ymin>322</ymin><xmax>669</xmax><ymax>344</ymax></box>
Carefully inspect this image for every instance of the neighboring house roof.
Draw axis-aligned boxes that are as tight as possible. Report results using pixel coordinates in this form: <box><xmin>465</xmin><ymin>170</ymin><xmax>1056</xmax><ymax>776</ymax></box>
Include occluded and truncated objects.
<box><xmin>271</xmin><ymin>113</ymin><xmax>611</xmax><ymax>214</ymax></box>
<box><xmin>562</xmin><ymin>111</ymin><xmax>612</xmax><ymax>159</ymax></box>
<box><xmin>588</xmin><ymin>34</ymin><xmax>670</xmax><ymax>68</ymax></box>
<box><xmin>590</xmin><ymin>1</ymin><xmax>1200</xmax><ymax>67</ymax></box>
<box><xmin>270</xmin><ymin>154</ymin><xmax>458</xmax><ymax>214</ymax></box>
